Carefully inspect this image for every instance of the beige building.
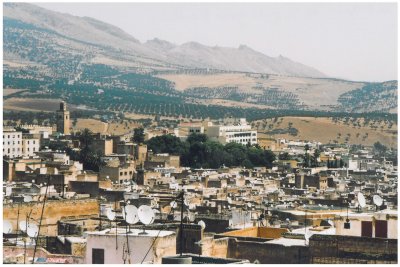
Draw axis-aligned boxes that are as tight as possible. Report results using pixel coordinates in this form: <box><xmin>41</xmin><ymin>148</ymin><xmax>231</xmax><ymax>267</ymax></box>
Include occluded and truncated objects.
<box><xmin>90</xmin><ymin>139</ymin><xmax>113</xmax><ymax>155</ymax></box>
<box><xmin>22</xmin><ymin>135</ymin><xmax>40</xmax><ymax>157</ymax></box>
<box><xmin>147</xmin><ymin>153</ymin><xmax>180</xmax><ymax>168</ymax></box>
<box><xmin>99</xmin><ymin>160</ymin><xmax>136</xmax><ymax>184</ymax></box>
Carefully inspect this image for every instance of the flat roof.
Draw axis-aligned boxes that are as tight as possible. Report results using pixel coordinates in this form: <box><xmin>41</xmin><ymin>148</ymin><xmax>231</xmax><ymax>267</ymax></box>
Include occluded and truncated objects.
<box><xmin>86</xmin><ymin>228</ymin><xmax>175</xmax><ymax>238</ymax></box>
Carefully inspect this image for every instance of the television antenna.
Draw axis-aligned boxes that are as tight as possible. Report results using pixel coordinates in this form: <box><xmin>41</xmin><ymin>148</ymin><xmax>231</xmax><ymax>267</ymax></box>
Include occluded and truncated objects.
<box><xmin>27</xmin><ymin>223</ymin><xmax>39</xmax><ymax>238</ymax></box>
<box><xmin>373</xmin><ymin>195</ymin><xmax>383</xmax><ymax>211</ymax></box>
<box><xmin>170</xmin><ymin>201</ymin><xmax>178</xmax><ymax>209</ymax></box>
<box><xmin>198</xmin><ymin>220</ymin><xmax>206</xmax><ymax>230</ymax></box>
<box><xmin>122</xmin><ymin>205</ymin><xmax>139</xmax><ymax>225</ymax></box>
<box><xmin>3</xmin><ymin>220</ymin><xmax>13</xmax><ymax>234</ymax></box>
<box><xmin>24</xmin><ymin>195</ymin><xmax>33</xmax><ymax>203</ymax></box>
<box><xmin>106</xmin><ymin>208</ymin><xmax>116</xmax><ymax>221</ymax></box>
<box><xmin>138</xmin><ymin>205</ymin><xmax>155</xmax><ymax>235</ymax></box>
<box><xmin>19</xmin><ymin>221</ymin><xmax>28</xmax><ymax>232</ymax></box>
<box><xmin>357</xmin><ymin>192</ymin><xmax>366</xmax><ymax>211</ymax></box>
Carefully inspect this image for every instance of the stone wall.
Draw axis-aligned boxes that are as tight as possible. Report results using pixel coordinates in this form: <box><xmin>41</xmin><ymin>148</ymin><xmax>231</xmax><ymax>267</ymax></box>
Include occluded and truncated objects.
<box><xmin>3</xmin><ymin>198</ymin><xmax>99</xmax><ymax>236</ymax></box>
<box><xmin>309</xmin><ymin>234</ymin><xmax>398</xmax><ymax>264</ymax></box>
<box><xmin>226</xmin><ymin>238</ymin><xmax>309</xmax><ymax>264</ymax></box>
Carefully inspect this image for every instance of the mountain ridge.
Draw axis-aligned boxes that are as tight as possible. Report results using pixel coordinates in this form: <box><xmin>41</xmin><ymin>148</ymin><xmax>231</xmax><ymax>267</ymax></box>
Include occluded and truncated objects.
<box><xmin>4</xmin><ymin>2</ymin><xmax>326</xmax><ymax>78</ymax></box>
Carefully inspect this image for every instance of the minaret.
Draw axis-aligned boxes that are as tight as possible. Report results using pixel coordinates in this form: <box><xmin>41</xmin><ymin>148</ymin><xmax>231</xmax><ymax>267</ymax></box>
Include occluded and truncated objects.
<box><xmin>56</xmin><ymin>101</ymin><xmax>70</xmax><ymax>135</ymax></box>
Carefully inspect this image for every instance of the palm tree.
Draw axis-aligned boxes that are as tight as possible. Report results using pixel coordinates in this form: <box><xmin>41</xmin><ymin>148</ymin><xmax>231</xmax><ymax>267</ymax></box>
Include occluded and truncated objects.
<box><xmin>78</xmin><ymin>128</ymin><xmax>94</xmax><ymax>150</ymax></box>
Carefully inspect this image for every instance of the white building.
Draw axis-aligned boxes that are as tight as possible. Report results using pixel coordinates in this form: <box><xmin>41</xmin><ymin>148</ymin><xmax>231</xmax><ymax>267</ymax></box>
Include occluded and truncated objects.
<box><xmin>206</xmin><ymin>118</ymin><xmax>257</xmax><ymax>145</ymax></box>
<box><xmin>3</xmin><ymin>130</ymin><xmax>23</xmax><ymax>158</ymax></box>
<box><xmin>85</xmin><ymin>228</ymin><xmax>176</xmax><ymax>264</ymax></box>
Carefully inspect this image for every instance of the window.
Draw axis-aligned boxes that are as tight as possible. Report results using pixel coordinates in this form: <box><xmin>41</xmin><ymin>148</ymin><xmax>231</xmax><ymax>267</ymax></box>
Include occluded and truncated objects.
<box><xmin>375</xmin><ymin>220</ymin><xmax>388</xmax><ymax>238</ymax></box>
<box><xmin>92</xmin><ymin>248</ymin><xmax>104</xmax><ymax>264</ymax></box>
<box><xmin>124</xmin><ymin>172</ymin><xmax>127</xmax><ymax>175</ymax></box>
<box><xmin>120</xmin><ymin>172</ymin><xmax>123</xmax><ymax>176</ymax></box>
<box><xmin>361</xmin><ymin>221</ymin><xmax>373</xmax><ymax>237</ymax></box>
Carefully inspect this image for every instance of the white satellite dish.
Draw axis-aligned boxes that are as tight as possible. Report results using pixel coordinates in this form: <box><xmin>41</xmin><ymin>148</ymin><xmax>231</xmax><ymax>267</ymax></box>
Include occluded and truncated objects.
<box><xmin>3</xmin><ymin>220</ymin><xmax>13</xmax><ymax>234</ymax></box>
<box><xmin>170</xmin><ymin>201</ymin><xmax>178</xmax><ymax>209</ymax></box>
<box><xmin>153</xmin><ymin>209</ymin><xmax>160</xmax><ymax>214</ymax></box>
<box><xmin>373</xmin><ymin>195</ymin><xmax>383</xmax><ymax>207</ymax></box>
<box><xmin>23</xmin><ymin>195</ymin><xmax>33</xmax><ymax>203</ymax></box>
<box><xmin>19</xmin><ymin>221</ymin><xmax>28</xmax><ymax>232</ymax></box>
<box><xmin>184</xmin><ymin>198</ymin><xmax>190</xmax><ymax>206</ymax></box>
<box><xmin>227</xmin><ymin>197</ymin><xmax>232</xmax><ymax>204</ymax></box>
<box><xmin>247</xmin><ymin>203</ymin><xmax>252</xmax><ymax>208</ymax></box>
<box><xmin>27</xmin><ymin>223</ymin><xmax>39</xmax><ymax>238</ymax></box>
<box><xmin>5</xmin><ymin>186</ymin><xmax>12</xmax><ymax>197</ymax></box>
<box><xmin>305</xmin><ymin>230</ymin><xmax>313</xmax><ymax>243</ymax></box>
<box><xmin>138</xmin><ymin>205</ymin><xmax>155</xmax><ymax>225</ymax></box>
<box><xmin>122</xmin><ymin>205</ymin><xmax>139</xmax><ymax>225</ymax></box>
<box><xmin>358</xmin><ymin>192</ymin><xmax>366</xmax><ymax>208</ymax></box>
<box><xmin>198</xmin><ymin>220</ymin><xmax>206</xmax><ymax>230</ymax></box>
<box><xmin>106</xmin><ymin>208</ymin><xmax>116</xmax><ymax>221</ymax></box>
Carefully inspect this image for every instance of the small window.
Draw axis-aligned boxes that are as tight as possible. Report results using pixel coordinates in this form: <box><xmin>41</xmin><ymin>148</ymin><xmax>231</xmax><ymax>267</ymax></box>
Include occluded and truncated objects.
<box><xmin>120</xmin><ymin>172</ymin><xmax>123</xmax><ymax>176</ymax></box>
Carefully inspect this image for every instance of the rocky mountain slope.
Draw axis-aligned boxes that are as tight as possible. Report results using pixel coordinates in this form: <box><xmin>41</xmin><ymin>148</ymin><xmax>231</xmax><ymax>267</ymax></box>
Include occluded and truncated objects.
<box><xmin>4</xmin><ymin>3</ymin><xmax>326</xmax><ymax>77</ymax></box>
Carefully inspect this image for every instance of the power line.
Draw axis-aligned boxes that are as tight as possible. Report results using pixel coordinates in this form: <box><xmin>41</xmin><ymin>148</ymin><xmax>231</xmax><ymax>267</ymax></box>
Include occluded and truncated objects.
<box><xmin>140</xmin><ymin>192</ymin><xmax>183</xmax><ymax>264</ymax></box>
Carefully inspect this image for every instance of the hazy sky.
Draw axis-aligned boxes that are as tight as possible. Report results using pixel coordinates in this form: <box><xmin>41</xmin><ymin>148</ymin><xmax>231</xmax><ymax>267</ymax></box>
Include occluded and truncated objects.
<box><xmin>35</xmin><ymin>2</ymin><xmax>397</xmax><ymax>82</ymax></box>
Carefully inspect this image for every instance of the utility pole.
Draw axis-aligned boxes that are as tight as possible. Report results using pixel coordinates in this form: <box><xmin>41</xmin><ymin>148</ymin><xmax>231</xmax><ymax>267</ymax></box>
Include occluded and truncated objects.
<box><xmin>179</xmin><ymin>191</ymin><xmax>184</xmax><ymax>256</ymax></box>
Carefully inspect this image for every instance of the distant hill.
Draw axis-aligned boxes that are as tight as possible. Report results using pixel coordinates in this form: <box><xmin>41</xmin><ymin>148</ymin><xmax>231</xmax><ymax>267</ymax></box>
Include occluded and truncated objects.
<box><xmin>4</xmin><ymin>2</ymin><xmax>326</xmax><ymax>77</ymax></box>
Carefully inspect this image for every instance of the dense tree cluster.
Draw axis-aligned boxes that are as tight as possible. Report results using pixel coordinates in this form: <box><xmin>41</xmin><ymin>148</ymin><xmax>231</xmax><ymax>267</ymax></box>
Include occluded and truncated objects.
<box><xmin>146</xmin><ymin>133</ymin><xmax>276</xmax><ymax>169</ymax></box>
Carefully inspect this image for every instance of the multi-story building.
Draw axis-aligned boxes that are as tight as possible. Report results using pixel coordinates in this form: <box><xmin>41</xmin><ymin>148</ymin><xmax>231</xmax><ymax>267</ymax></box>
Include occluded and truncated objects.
<box><xmin>22</xmin><ymin>135</ymin><xmax>40</xmax><ymax>157</ymax></box>
<box><xmin>99</xmin><ymin>160</ymin><xmax>136</xmax><ymax>184</ymax></box>
<box><xmin>3</xmin><ymin>130</ymin><xmax>23</xmax><ymax>158</ymax></box>
<box><xmin>206</xmin><ymin>118</ymin><xmax>257</xmax><ymax>145</ymax></box>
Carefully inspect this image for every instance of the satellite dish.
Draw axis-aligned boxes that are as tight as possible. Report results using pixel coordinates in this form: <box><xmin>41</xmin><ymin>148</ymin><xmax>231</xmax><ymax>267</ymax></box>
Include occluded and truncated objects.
<box><xmin>27</xmin><ymin>223</ymin><xmax>39</xmax><ymax>238</ymax></box>
<box><xmin>247</xmin><ymin>203</ymin><xmax>252</xmax><ymax>208</ymax></box>
<box><xmin>373</xmin><ymin>195</ymin><xmax>383</xmax><ymax>206</ymax></box>
<box><xmin>327</xmin><ymin>220</ymin><xmax>334</xmax><ymax>226</ymax></box>
<box><xmin>184</xmin><ymin>198</ymin><xmax>190</xmax><ymax>206</ymax></box>
<box><xmin>305</xmin><ymin>230</ymin><xmax>313</xmax><ymax>243</ymax></box>
<box><xmin>153</xmin><ymin>209</ymin><xmax>160</xmax><ymax>214</ymax></box>
<box><xmin>19</xmin><ymin>221</ymin><xmax>28</xmax><ymax>232</ymax></box>
<box><xmin>170</xmin><ymin>201</ymin><xmax>178</xmax><ymax>209</ymax></box>
<box><xmin>227</xmin><ymin>197</ymin><xmax>232</xmax><ymax>204</ymax></box>
<box><xmin>122</xmin><ymin>205</ymin><xmax>139</xmax><ymax>224</ymax></box>
<box><xmin>3</xmin><ymin>220</ymin><xmax>13</xmax><ymax>234</ymax></box>
<box><xmin>358</xmin><ymin>192</ymin><xmax>366</xmax><ymax>208</ymax></box>
<box><xmin>23</xmin><ymin>195</ymin><xmax>33</xmax><ymax>203</ymax></box>
<box><xmin>138</xmin><ymin>205</ymin><xmax>155</xmax><ymax>225</ymax></box>
<box><xmin>198</xmin><ymin>220</ymin><xmax>206</xmax><ymax>230</ymax></box>
<box><xmin>106</xmin><ymin>208</ymin><xmax>116</xmax><ymax>221</ymax></box>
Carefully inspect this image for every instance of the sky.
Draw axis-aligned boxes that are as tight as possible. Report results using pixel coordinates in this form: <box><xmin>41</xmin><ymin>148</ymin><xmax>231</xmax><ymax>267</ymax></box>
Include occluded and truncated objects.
<box><xmin>35</xmin><ymin>2</ymin><xmax>397</xmax><ymax>82</ymax></box>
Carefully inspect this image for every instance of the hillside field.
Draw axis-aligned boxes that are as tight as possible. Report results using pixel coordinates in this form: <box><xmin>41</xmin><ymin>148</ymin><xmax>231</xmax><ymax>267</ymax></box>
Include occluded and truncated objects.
<box><xmin>255</xmin><ymin>116</ymin><xmax>397</xmax><ymax>148</ymax></box>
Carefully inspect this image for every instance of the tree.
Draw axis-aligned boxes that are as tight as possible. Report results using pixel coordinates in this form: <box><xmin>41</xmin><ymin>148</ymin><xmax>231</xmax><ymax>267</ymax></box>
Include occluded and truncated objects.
<box><xmin>78</xmin><ymin>128</ymin><xmax>93</xmax><ymax>150</ymax></box>
<box><xmin>279</xmin><ymin>152</ymin><xmax>291</xmax><ymax>160</ymax></box>
<box><xmin>133</xmin><ymin>128</ymin><xmax>145</xmax><ymax>144</ymax></box>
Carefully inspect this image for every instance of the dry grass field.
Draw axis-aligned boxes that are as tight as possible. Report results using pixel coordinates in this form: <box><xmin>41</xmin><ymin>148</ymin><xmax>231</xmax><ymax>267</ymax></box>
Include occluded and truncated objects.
<box><xmin>255</xmin><ymin>116</ymin><xmax>397</xmax><ymax>148</ymax></box>
<box><xmin>3</xmin><ymin>97</ymin><xmax>63</xmax><ymax>112</ymax></box>
<box><xmin>157</xmin><ymin>73</ymin><xmax>365</xmax><ymax>109</ymax></box>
